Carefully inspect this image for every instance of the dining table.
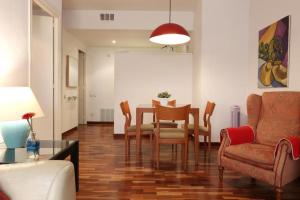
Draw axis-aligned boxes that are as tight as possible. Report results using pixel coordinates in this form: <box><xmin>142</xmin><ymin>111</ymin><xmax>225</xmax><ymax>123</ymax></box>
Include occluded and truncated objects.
<box><xmin>135</xmin><ymin>104</ymin><xmax>200</xmax><ymax>165</ymax></box>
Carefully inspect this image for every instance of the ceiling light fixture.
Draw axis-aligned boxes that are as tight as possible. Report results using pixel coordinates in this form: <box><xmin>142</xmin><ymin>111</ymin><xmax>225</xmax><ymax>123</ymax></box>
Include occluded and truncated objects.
<box><xmin>112</xmin><ymin>40</ymin><xmax>116</xmax><ymax>44</ymax></box>
<box><xmin>149</xmin><ymin>0</ymin><xmax>190</xmax><ymax>45</ymax></box>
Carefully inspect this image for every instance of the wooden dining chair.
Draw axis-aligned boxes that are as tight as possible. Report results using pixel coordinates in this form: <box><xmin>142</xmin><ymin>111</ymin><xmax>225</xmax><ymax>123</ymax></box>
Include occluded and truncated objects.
<box><xmin>120</xmin><ymin>101</ymin><xmax>154</xmax><ymax>156</ymax></box>
<box><xmin>153</xmin><ymin>104</ymin><xmax>190</xmax><ymax>169</ymax></box>
<box><xmin>188</xmin><ymin>101</ymin><xmax>216</xmax><ymax>152</ymax></box>
<box><xmin>152</xmin><ymin>99</ymin><xmax>178</xmax><ymax>128</ymax></box>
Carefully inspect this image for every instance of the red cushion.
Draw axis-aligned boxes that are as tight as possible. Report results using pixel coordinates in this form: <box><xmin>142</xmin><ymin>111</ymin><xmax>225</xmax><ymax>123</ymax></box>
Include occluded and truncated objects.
<box><xmin>0</xmin><ymin>191</ymin><xmax>9</xmax><ymax>200</ymax></box>
<box><xmin>227</xmin><ymin>126</ymin><xmax>255</xmax><ymax>145</ymax></box>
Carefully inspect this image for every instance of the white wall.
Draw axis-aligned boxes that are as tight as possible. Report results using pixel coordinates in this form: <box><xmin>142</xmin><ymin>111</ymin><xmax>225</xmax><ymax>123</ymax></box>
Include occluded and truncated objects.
<box><xmin>62</xmin><ymin>29</ymin><xmax>86</xmax><ymax>132</ymax></box>
<box><xmin>114</xmin><ymin>52</ymin><xmax>193</xmax><ymax>134</ymax></box>
<box><xmin>249</xmin><ymin>0</ymin><xmax>300</xmax><ymax>93</ymax></box>
<box><xmin>192</xmin><ymin>0</ymin><xmax>202</xmax><ymax>107</ymax></box>
<box><xmin>196</xmin><ymin>0</ymin><xmax>250</xmax><ymax>142</ymax></box>
<box><xmin>0</xmin><ymin>0</ymin><xmax>30</xmax><ymax>86</ymax></box>
<box><xmin>63</xmin><ymin>10</ymin><xmax>193</xmax><ymax>31</ymax></box>
<box><xmin>86</xmin><ymin>47</ymin><xmax>115</xmax><ymax>122</ymax></box>
<box><xmin>86</xmin><ymin>47</ymin><xmax>173</xmax><ymax>122</ymax></box>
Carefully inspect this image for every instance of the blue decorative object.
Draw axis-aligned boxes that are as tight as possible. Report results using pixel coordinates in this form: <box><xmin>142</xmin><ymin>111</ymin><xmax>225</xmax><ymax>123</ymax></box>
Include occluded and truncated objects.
<box><xmin>0</xmin><ymin>120</ymin><xmax>30</xmax><ymax>148</ymax></box>
<box><xmin>26</xmin><ymin>138</ymin><xmax>40</xmax><ymax>152</ymax></box>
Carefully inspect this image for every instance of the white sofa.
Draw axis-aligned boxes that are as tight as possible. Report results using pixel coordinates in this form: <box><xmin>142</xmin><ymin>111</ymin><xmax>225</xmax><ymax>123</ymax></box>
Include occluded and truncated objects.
<box><xmin>0</xmin><ymin>160</ymin><xmax>76</xmax><ymax>200</ymax></box>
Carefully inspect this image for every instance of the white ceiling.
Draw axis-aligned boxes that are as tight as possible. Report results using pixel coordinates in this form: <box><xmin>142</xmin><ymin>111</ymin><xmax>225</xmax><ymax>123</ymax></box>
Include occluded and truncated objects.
<box><xmin>68</xmin><ymin>29</ymin><xmax>164</xmax><ymax>47</ymax></box>
<box><xmin>63</xmin><ymin>0</ymin><xmax>197</xmax><ymax>11</ymax></box>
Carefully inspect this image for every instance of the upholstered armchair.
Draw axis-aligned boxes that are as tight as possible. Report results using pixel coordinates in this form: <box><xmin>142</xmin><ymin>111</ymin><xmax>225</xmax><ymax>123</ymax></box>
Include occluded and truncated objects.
<box><xmin>218</xmin><ymin>91</ymin><xmax>300</xmax><ymax>193</ymax></box>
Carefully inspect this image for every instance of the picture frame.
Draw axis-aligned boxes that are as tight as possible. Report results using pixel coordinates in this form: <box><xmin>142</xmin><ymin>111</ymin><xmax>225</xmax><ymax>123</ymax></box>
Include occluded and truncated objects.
<box><xmin>66</xmin><ymin>55</ymin><xmax>78</xmax><ymax>88</ymax></box>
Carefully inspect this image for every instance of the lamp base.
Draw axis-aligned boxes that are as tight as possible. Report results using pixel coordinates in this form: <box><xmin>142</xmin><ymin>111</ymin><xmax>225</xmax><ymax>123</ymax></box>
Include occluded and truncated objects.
<box><xmin>0</xmin><ymin>120</ymin><xmax>30</xmax><ymax>148</ymax></box>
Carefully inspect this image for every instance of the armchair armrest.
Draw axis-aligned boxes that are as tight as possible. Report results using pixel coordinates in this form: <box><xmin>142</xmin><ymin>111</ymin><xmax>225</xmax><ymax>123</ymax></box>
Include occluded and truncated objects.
<box><xmin>0</xmin><ymin>160</ymin><xmax>76</xmax><ymax>200</ymax></box>
<box><xmin>275</xmin><ymin>137</ymin><xmax>300</xmax><ymax>160</ymax></box>
<box><xmin>218</xmin><ymin>129</ymin><xmax>231</xmax><ymax>166</ymax></box>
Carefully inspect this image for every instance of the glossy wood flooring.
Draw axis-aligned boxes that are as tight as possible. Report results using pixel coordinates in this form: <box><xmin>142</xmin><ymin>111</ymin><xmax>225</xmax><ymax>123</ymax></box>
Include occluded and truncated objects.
<box><xmin>63</xmin><ymin>125</ymin><xmax>300</xmax><ymax>200</ymax></box>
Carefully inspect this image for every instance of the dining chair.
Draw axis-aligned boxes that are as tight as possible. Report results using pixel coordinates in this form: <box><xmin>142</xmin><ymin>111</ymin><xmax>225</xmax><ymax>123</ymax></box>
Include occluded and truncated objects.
<box><xmin>120</xmin><ymin>101</ymin><xmax>154</xmax><ymax>156</ymax></box>
<box><xmin>153</xmin><ymin>104</ymin><xmax>190</xmax><ymax>169</ymax></box>
<box><xmin>188</xmin><ymin>101</ymin><xmax>216</xmax><ymax>152</ymax></box>
<box><xmin>152</xmin><ymin>99</ymin><xmax>178</xmax><ymax>128</ymax></box>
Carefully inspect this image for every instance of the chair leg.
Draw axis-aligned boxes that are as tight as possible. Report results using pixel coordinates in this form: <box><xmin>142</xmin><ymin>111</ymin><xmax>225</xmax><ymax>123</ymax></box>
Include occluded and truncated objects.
<box><xmin>218</xmin><ymin>166</ymin><xmax>224</xmax><ymax>181</ymax></box>
<box><xmin>204</xmin><ymin>136</ymin><xmax>207</xmax><ymax>146</ymax></box>
<box><xmin>125</xmin><ymin>135</ymin><xmax>128</xmax><ymax>157</ymax></box>
<box><xmin>181</xmin><ymin>144</ymin><xmax>185</xmax><ymax>165</ymax></box>
<box><xmin>156</xmin><ymin>140</ymin><xmax>160</xmax><ymax>169</ymax></box>
<box><xmin>151</xmin><ymin>135</ymin><xmax>156</xmax><ymax>163</ymax></box>
<box><xmin>208</xmin><ymin>135</ymin><xmax>211</xmax><ymax>153</ymax></box>
<box><xmin>184</xmin><ymin>142</ymin><xmax>188</xmax><ymax>169</ymax></box>
<box><xmin>128</xmin><ymin>138</ymin><xmax>131</xmax><ymax>155</ymax></box>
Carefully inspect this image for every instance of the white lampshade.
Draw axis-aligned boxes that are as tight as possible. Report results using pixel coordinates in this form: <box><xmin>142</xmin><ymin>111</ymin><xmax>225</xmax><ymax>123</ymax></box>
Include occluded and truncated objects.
<box><xmin>0</xmin><ymin>87</ymin><xmax>44</xmax><ymax>121</ymax></box>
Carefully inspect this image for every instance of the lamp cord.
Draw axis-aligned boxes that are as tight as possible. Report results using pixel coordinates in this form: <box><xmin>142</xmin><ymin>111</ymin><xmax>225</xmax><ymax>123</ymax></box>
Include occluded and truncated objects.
<box><xmin>169</xmin><ymin>0</ymin><xmax>172</xmax><ymax>23</ymax></box>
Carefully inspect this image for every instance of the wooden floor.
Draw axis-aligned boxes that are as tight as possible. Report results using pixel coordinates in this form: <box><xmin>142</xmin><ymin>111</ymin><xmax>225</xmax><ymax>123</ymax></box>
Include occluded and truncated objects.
<box><xmin>63</xmin><ymin>125</ymin><xmax>300</xmax><ymax>200</ymax></box>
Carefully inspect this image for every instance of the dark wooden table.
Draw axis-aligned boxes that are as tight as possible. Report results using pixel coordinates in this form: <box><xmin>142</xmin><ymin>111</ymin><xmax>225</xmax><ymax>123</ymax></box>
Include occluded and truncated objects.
<box><xmin>136</xmin><ymin>104</ymin><xmax>200</xmax><ymax>165</ymax></box>
<box><xmin>0</xmin><ymin>140</ymin><xmax>79</xmax><ymax>191</ymax></box>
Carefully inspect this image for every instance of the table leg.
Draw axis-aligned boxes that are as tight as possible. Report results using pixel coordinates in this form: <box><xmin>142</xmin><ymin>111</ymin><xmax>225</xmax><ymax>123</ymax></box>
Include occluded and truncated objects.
<box><xmin>193</xmin><ymin>110</ymin><xmax>200</xmax><ymax>166</ymax></box>
<box><xmin>70</xmin><ymin>141</ymin><xmax>79</xmax><ymax>192</ymax></box>
<box><xmin>136</xmin><ymin>108</ymin><xmax>142</xmax><ymax>156</ymax></box>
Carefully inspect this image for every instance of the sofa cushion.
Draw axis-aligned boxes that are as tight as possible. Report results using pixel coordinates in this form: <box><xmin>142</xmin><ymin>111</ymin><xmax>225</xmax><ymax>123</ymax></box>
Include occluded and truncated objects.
<box><xmin>256</xmin><ymin>92</ymin><xmax>300</xmax><ymax>146</ymax></box>
<box><xmin>224</xmin><ymin>143</ymin><xmax>275</xmax><ymax>170</ymax></box>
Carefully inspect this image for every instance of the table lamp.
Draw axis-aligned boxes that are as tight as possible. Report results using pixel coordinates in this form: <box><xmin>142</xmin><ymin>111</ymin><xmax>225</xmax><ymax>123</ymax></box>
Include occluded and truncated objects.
<box><xmin>0</xmin><ymin>87</ymin><xmax>44</xmax><ymax>148</ymax></box>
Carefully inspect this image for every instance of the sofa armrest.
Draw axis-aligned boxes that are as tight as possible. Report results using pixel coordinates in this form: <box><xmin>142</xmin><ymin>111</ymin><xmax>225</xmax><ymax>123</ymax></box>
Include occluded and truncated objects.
<box><xmin>0</xmin><ymin>160</ymin><xmax>76</xmax><ymax>200</ymax></box>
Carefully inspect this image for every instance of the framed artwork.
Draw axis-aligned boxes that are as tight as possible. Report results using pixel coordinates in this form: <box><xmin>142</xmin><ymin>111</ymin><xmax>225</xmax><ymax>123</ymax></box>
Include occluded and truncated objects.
<box><xmin>258</xmin><ymin>16</ymin><xmax>290</xmax><ymax>88</ymax></box>
<box><xmin>66</xmin><ymin>55</ymin><xmax>78</xmax><ymax>88</ymax></box>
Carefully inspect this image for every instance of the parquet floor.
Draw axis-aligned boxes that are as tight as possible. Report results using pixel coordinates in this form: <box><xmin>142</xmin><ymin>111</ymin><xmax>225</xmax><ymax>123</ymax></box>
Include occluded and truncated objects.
<box><xmin>63</xmin><ymin>125</ymin><xmax>300</xmax><ymax>200</ymax></box>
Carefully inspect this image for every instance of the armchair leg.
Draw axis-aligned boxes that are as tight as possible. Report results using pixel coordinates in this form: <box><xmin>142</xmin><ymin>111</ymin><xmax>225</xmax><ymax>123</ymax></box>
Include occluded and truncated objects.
<box><xmin>218</xmin><ymin>166</ymin><xmax>224</xmax><ymax>181</ymax></box>
<box><xmin>275</xmin><ymin>187</ymin><xmax>283</xmax><ymax>200</ymax></box>
<box><xmin>275</xmin><ymin>186</ymin><xmax>283</xmax><ymax>193</ymax></box>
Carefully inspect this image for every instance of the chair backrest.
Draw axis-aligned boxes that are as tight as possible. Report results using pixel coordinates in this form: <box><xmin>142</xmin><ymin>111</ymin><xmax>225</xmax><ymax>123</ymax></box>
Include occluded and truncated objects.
<box><xmin>248</xmin><ymin>92</ymin><xmax>300</xmax><ymax>146</ymax></box>
<box><xmin>120</xmin><ymin>101</ymin><xmax>132</xmax><ymax>128</ymax></box>
<box><xmin>152</xmin><ymin>99</ymin><xmax>176</xmax><ymax>122</ymax></box>
<box><xmin>155</xmin><ymin>104</ymin><xmax>190</xmax><ymax>123</ymax></box>
<box><xmin>203</xmin><ymin>101</ymin><xmax>216</xmax><ymax>131</ymax></box>
<box><xmin>152</xmin><ymin>99</ymin><xmax>176</xmax><ymax>107</ymax></box>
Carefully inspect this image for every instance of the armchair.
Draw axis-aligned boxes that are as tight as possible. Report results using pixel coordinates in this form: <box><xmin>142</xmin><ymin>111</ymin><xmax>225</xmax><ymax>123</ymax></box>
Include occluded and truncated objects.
<box><xmin>0</xmin><ymin>160</ymin><xmax>76</xmax><ymax>200</ymax></box>
<box><xmin>218</xmin><ymin>92</ymin><xmax>300</xmax><ymax>193</ymax></box>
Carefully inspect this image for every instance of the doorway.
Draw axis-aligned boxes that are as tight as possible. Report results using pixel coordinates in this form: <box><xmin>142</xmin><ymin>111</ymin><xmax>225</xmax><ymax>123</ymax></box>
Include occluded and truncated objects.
<box><xmin>30</xmin><ymin>0</ymin><xmax>56</xmax><ymax>140</ymax></box>
<box><xmin>78</xmin><ymin>50</ymin><xmax>86</xmax><ymax>125</ymax></box>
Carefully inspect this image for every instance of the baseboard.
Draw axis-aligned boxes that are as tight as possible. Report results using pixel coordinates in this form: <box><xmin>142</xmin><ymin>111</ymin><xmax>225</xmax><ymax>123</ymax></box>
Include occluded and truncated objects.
<box><xmin>62</xmin><ymin>126</ymin><xmax>78</xmax><ymax>138</ymax></box>
<box><xmin>87</xmin><ymin>121</ymin><xmax>114</xmax><ymax>125</ymax></box>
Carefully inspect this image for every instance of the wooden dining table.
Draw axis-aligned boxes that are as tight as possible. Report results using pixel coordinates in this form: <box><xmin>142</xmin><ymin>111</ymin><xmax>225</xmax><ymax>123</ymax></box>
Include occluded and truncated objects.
<box><xmin>136</xmin><ymin>104</ymin><xmax>200</xmax><ymax>165</ymax></box>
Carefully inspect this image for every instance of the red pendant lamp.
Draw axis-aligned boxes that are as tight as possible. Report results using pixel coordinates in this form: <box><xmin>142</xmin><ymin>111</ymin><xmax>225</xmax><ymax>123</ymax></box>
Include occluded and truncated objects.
<box><xmin>149</xmin><ymin>0</ymin><xmax>191</xmax><ymax>45</ymax></box>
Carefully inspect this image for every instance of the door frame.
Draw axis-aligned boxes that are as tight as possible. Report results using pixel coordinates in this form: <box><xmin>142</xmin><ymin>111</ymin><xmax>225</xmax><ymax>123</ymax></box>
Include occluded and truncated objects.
<box><xmin>78</xmin><ymin>50</ymin><xmax>86</xmax><ymax>125</ymax></box>
<box><xmin>29</xmin><ymin>0</ymin><xmax>62</xmax><ymax>140</ymax></box>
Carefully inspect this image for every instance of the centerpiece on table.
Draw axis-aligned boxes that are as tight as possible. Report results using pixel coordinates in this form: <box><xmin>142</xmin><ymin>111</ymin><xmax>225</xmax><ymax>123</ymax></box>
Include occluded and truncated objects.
<box><xmin>157</xmin><ymin>91</ymin><xmax>171</xmax><ymax>106</ymax></box>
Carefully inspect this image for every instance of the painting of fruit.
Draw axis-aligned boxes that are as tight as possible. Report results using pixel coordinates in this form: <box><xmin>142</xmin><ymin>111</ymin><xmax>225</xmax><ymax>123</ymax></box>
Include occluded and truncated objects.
<box><xmin>258</xmin><ymin>16</ymin><xmax>290</xmax><ymax>88</ymax></box>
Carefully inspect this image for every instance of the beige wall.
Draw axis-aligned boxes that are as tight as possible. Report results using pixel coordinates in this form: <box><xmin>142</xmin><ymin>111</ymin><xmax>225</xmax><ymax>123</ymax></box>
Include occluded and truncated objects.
<box><xmin>249</xmin><ymin>0</ymin><xmax>300</xmax><ymax>93</ymax></box>
<box><xmin>194</xmin><ymin>0</ymin><xmax>300</xmax><ymax>142</ymax></box>
<box><xmin>114</xmin><ymin>52</ymin><xmax>193</xmax><ymax>134</ymax></box>
<box><xmin>0</xmin><ymin>0</ymin><xmax>30</xmax><ymax>86</ymax></box>
<box><xmin>194</xmin><ymin>0</ymin><xmax>250</xmax><ymax>142</ymax></box>
<box><xmin>62</xmin><ymin>29</ymin><xmax>87</xmax><ymax>133</ymax></box>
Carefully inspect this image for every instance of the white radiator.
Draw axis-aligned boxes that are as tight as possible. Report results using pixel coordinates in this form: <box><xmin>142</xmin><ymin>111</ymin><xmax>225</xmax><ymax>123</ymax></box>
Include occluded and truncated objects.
<box><xmin>100</xmin><ymin>108</ymin><xmax>114</xmax><ymax>122</ymax></box>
